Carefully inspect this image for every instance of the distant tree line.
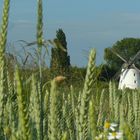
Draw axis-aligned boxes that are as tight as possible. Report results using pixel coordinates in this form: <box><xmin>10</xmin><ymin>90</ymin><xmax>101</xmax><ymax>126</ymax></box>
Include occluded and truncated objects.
<box><xmin>6</xmin><ymin>29</ymin><xmax>140</xmax><ymax>83</ymax></box>
<box><xmin>103</xmin><ymin>38</ymin><xmax>140</xmax><ymax>80</ymax></box>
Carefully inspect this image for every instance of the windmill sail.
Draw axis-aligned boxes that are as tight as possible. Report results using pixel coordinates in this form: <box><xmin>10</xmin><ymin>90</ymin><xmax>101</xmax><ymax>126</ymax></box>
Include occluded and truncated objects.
<box><xmin>111</xmin><ymin>49</ymin><xmax>140</xmax><ymax>89</ymax></box>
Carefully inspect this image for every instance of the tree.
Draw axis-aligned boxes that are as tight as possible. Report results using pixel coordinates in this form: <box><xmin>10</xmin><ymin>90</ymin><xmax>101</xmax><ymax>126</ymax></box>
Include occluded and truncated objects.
<box><xmin>104</xmin><ymin>38</ymin><xmax>140</xmax><ymax>74</ymax></box>
<box><xmin>98</xmin><ymin>64</ymin><xmax>116</xmax><ymax>81</ymax></box>
<box><xmin>50</xmin><ymin>29</ymin><xmax>70</xmax><ymax>78</ymax></box>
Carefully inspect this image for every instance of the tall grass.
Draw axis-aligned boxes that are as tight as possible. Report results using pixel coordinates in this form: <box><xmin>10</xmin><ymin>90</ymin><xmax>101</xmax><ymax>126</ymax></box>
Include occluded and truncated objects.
<box><xmin>0</xmin><ymin>0</ymin><xmax>140</xmax><ymax>140</ymax></box>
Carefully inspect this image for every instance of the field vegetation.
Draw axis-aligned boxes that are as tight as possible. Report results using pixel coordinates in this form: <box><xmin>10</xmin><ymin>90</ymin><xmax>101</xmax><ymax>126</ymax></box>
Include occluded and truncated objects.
<box><xmin>0</xmin><ymin>0</ymin><xmax>140</xmax><ymax>140</ymax></box>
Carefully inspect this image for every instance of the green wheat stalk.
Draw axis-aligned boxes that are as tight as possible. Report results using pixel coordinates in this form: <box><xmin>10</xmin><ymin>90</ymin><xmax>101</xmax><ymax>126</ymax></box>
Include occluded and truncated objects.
<box><xmin>132</xmin><ymin>90</ymin><xmax>140</xmax><ymax>138</ymax></box>
<box><xmin>48</xmin><ymin>80</ymin><xmax>60</xmax><ymax>140</ymax></box>
<box><xmin>29</xmin><ymin>74</ymin><xmax>41</xmax><ymax>140</ymax></box>
<box><xmin>114</xmin><ymin>89</ymin><xmax>120</xmax><ymax>122</ymax></box>
<box><xmin>79</xmin><ymin>48</ymin><xmax>96</xmax><ymax>140</ymax></box>
<box><xmin>0</xmin><ymin>0</ymin><xmax>10</xmax><ymax>52</ymax></box>
<box><xmin>15</xmin><ymin>66</ymin><xmax>31</xmax><ymax>140</ymax></box>
<box><xmin>43</xmin><ymin>89</ymin><xmax>50</xmax><ymax>140</ymax></box>
<box><xmin>127</xmin><ymin>93</ymin><xmax>134</xmax><ymax>132</ymax></box>
<box><xmin>65</xmin><ymin>94</ymin><xmax>76</xmax><ymax>140</ymax></box>
<box><xmin>109</xmin><ymin>81</ymin><xmax>115</xmax><ymax>119</ymax></box>
<box><xmin>97</xmin><ymin>89</ymin><xmax>106</xmax><ymax>127</ymax></box>
<box><xmin>37</xmin><ymin>0</ymin><xmax>44</xmax><ymax>139</ymax></box>
<box><xmin>89</xmin><ymin>98</ymin><xmax>97</xmax><ymax>139</ymax></box>
<box><xmin>0</xmin><ymin>0</ymin><xmax>10</xmax><ymax>134</ymax></box>
<box><xmin>37</xmin><ymin>0</ymin><xmax>43</xmax><ymax>47</ymax></box>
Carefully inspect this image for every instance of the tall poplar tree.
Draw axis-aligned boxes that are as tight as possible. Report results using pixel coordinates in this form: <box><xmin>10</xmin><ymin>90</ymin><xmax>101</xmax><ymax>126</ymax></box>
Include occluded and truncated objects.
<box><xmin>50</xmin><ymin>29</ymin><xmax>70</xmax><ymax>77</ymax></box>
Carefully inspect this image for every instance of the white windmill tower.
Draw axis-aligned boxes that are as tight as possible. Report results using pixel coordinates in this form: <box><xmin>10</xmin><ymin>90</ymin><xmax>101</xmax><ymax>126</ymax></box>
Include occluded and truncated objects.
<box><xmin>111</xmin><ymin>50</ymin><xmax>140</xmax><ymax>90</ymax></box>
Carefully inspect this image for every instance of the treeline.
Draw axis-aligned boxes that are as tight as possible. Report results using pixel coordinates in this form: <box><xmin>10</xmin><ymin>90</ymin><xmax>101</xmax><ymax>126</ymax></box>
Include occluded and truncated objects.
<box><xmin>6</xmin><ymin>23</ymin><xmax>140</xmax><ymax>84</ymax></box>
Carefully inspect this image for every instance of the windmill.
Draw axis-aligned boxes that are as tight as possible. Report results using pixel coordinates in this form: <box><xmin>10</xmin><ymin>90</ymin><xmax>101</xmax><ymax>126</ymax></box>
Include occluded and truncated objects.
<box><xmin>111</xmin><ymin>49</ymin><xmax>140</xmax><ymax>90</ymax></box>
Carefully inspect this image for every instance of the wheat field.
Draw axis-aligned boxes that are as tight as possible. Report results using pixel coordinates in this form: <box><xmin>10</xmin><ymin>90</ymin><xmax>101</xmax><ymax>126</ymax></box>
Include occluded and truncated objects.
<box><xmin>0</xmin><ymin>0</ymin><xmax>140</xmax><ymax>140</ymax></box>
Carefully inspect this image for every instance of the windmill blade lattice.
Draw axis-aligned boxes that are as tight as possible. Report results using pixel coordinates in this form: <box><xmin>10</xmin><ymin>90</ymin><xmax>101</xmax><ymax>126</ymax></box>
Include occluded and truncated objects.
<box><xmin>128</xmin><ymin>50</ymin><xmax>140</xmax><ymax>67</ymax></box>
<box><xmin>110</xmin><ymin>49</ymin><xmax>128</xmax><ymax>63</ymax></box>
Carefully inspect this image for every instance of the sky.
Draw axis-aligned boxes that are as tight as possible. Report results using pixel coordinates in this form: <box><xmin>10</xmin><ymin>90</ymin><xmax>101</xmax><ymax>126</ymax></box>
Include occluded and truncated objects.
<box><xmin>0</xmin><ymin>0</ymin><xmax>140</xmax><ymax>67</ymax></box>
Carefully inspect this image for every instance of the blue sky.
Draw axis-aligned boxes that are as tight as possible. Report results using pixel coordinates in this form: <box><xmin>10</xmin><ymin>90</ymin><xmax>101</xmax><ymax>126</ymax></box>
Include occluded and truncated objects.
<box><xmin>0</xmin><ymin>0</ymin><xmax>140</xmax><ymax>66</ymax></box>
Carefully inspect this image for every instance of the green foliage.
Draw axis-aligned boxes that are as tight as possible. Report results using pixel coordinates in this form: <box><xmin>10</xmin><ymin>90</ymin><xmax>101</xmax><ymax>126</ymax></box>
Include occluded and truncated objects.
<box><xmin>69</xmin><ymin>66</ymin><xmax>86</xmax><ymax>86</ymax></box>
<box><xmin>104</xmin><ymin>38</ymin><xmax>140</xmax><ymax>72</ymax></box>
<box><xmin>50</xmin><ymin>29</ymin><xmax>70</xmax><ymax>78</ymax></box>
<box><xmin>98</xmin><ymin>64</ymin><xmax>116</xmax><ymax>81</ymax></box>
